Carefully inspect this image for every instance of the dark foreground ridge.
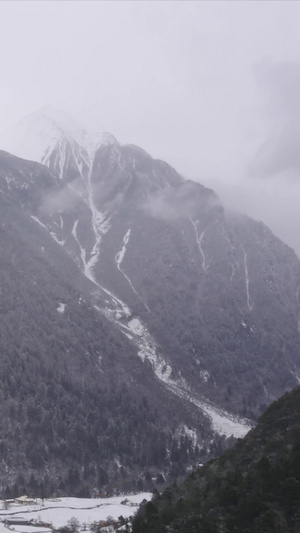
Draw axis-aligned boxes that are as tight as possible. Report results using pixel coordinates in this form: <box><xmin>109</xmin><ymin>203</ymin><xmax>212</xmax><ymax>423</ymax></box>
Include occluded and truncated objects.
<box><xmin>133</xmin><ymin>385</ymin><xmax>300</xmax><ymax>533</ymax></box>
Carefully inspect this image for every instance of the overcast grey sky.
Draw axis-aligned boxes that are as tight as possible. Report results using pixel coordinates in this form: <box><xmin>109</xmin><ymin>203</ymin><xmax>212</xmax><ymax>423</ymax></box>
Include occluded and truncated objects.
<box><xmin>1</xmin><ymin>1</ymin><xmax>300</xmax><ymax>253</ymax></box>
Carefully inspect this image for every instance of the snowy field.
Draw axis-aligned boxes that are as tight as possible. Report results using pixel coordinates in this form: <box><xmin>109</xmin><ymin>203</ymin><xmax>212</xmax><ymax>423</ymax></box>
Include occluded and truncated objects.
<box><xmin>0</xmin><ymin>494</ymin><xmax>152</xmax><ymax>533</ymax></box>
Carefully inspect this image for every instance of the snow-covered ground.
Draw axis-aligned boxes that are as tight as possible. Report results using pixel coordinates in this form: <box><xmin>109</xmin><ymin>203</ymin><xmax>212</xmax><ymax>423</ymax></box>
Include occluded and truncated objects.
<box><xmin>0</xmin><ymin>494</ymin><xmax>152</xmax><ymax>533</ymax></box>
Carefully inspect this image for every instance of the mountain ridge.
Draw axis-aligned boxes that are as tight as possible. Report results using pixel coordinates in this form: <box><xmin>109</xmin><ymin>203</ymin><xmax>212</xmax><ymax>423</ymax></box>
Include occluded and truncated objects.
<box><xmin>1</xmin><ymin>107</ymin><xmax>300</xmax><ymax>494</ymax></box>
<box><xmin>2</xmin><ymin>108</ymin><xmax>300</xmax><ymax>421</ymax></box>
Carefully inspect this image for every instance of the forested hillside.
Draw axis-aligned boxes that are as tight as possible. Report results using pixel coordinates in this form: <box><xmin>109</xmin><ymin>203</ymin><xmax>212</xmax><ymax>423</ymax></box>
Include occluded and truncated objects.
<box><xmin>133</xmin><ymin>386</ymin><xmax>300</xmax><ymax>533</ymax></box>
<box><xmin>0</xmin><ymin>156</ymin><xmax>217</xmax><ymax>496</ymax></box>
<box><xmin>2</xmin><ymin>108</ymin><xmax>300</xmax><ymax>497</ymax></box>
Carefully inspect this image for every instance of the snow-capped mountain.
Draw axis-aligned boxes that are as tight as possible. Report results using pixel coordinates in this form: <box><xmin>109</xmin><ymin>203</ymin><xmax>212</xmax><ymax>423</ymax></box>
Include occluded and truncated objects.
<box><xmin>0</xmin><ymin>149</ymin><xmax>224</xmax><ymax>496</ymax></box>
<box><xmin>0</xmin><ymin>106</ymin><xmax>117</xmax><ymax>179</ymax></box>
<box><xmin>1</xmin><ymin>106</ymin><xmax>84</xmax><ymax>163</ymax></box>
<box><xmin>1</xmin><ymin>106</ymin><xmax>300</xmax><ymax>493</ymax></box>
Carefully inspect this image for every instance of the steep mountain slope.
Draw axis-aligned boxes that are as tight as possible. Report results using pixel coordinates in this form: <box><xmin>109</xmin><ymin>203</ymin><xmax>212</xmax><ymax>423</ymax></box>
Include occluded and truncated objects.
<box><xmin>133</xmin><ymin>385</ymin><xmax>300</xmax><ymax>533</ymax></box>
<box><xmin>4</xmin><ymin>107</ymin><xmax>300</xmax><ymax>424</ymax></box>
<box><xmin>2</xmin><ymin>107</ymin><xmax>300</xmax><ymax>498</ymax></box>
<box><xmin>0</xmin><ymin>151</ymin><xmax>229</xmax><ymax>496</ymax></box>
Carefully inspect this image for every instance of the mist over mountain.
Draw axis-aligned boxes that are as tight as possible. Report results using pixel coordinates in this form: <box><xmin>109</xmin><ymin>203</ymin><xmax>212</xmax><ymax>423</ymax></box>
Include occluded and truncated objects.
<box><xmin>1</xmin><ymin>107</ymin><xmax>300</xmax><ymax>495</ymax></box>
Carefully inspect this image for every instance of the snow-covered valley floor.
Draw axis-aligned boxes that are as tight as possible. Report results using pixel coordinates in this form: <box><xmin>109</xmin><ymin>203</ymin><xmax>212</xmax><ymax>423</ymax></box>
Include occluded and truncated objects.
<box><xmin>0</xmin><ymin>494</ymin><xmax>152</xmax><ymax>533</ymax></box>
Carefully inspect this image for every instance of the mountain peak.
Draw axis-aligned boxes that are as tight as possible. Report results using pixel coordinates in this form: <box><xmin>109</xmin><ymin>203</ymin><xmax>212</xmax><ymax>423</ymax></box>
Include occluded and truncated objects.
<box><xmin>0</xmin><ymin>107</ymin><xmax>81</xmax><ymax>162</ymax></box>
<box><xmin>32</xmin><ymin>105</ymin><xmax>88</xmax><ymax>145</ymax></box>
<box><xmin>0</xmin><ymin>107</ymin><xmax>117</xmax><ymax>166</ymax></box>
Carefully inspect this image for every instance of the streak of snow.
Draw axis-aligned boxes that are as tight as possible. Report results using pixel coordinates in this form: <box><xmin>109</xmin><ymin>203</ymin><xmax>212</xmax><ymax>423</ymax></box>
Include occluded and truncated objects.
<box><xmin>115</xmin><ymin>229</ymin><xmax>131</xmax><ymax>270</ymax></box>
<box><xmin>83</xmin><ymin>150</ymin><xmax>112</xmax><ymax>282</ymax></box>
<box><xmin>61</xmin><ymin>141</ymin><xmax>114</xmax><ymax>285</ymax></box>
<box><xmin>162</xmin><ymin>376</ymin><xmax>251</xmax><ymax>438</ymax></box>
<box><xmin>30</xmin><ymin>215</ymin><xmax>48</xmax><ymax>231</ymax></box>
<box><xmin>189</xmin><ymin>218</ymin><xmax>207</xmax><ymax>272</ymax></box>
<box><xmin>292</xmin><ymin>372</ymin><xmax>300</xmax><ymax>384</ymax></box>
<box><xmin>32</xmin><ymin>129</ymin><xmax>131</xmax><ymax>325</ymax></box>
<box><xmin>58</xmin><ymin>139</ymin><xmax>66</xmax><ymax>180</ymax></box>
<box><xmin>31</xmin><ymin>216</ymin><xmax>65</xmax><ymax>246</ymax></box>
<box><xmin>70</xmin><ymin>141</ymin><xmax>87</xmax><ymax>182</ymax></box>
<box><xmin>241</xmin><ymin>245</ymin><xmax>254</xmax><ymax>311</ymax></box>
<box><xmin>115</xmin><ymin>230</ymin><xmax>150</xmax><ymax>311</ymax></box>
<box><xmin>71</xmin><ymin>219</ymin><xmax>88</xmax><ymax>275</ymax></box>
<box><xmin>95</xmin><ymin>308</ymin><xmax>251</xmax><ymax>438</ymax></box>
<box><xmin>87</xmin><ymin>211</ymin><xmax>112</xmax><ymax>276</ymax></box>
<box><xmin>49</xmin><ymin>232</ymin><xmax>65</xmax><ymax>246</ymax></box>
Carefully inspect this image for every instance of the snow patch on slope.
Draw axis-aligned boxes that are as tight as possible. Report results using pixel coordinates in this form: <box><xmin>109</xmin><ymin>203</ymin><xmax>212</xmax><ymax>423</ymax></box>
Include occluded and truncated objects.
<box><xmin>128</xmin><ymin>318</ymin><xmax>144</xmax><ymax>336</ymax></box>
<box><xmin>161</xmin><ymin>374</ymin><xmax>251</xmax><ymax>438</ymax></box>
<box><xmin>189</xmin><ymin>218</ymin><xmax>207</xmax><ymax>272</ymax></box>
<box><xmin>94</xmin><ymin>305</ymin><xmax>252</xmax><ymax>439</ymax></box>
<box><xmin>71</xmin><ymin>219</ymin><xmax>88</xmax><ymax>272</ymax></box>
<box><xmin>115</xmin><ymin>229</ymin><xmax>131</xmax><ymax>269</ymax></box>
<box><xmin>241</xmin><ymin>245</ymin><xmax>254</xmax><ymax>311</ymax></box>
<box><xmin>57</xmin><ymin>302</ymin><xmax>66</xmax><ymax>314</ymax></box>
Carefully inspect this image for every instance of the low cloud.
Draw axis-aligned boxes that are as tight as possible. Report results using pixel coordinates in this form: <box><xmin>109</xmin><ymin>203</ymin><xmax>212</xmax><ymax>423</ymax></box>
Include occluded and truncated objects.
<box><xmin>249</xmin><ymin>60</ymin><xmax>300</xmax><ymax>180</ymax></box>
<box><xmin>142</xmin><ymin>181</ymin><xmax>220</xmax><ymax>221</ymax></box>
<box><xmin>209</xmin><ymin>175</ymin><xmax>300</xmax><ymax>257</ymax></box>
<box><xmin>39</xmin><ymin>179</ymin><xmax>84</xmax><ymax>215</ymax></box>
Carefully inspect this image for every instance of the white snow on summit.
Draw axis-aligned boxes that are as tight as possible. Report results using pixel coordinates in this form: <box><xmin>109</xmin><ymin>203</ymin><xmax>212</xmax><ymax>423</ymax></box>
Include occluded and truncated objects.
<box><xmin>0</xmin><ymin>106</ymin><xmax>117</xmax><ymax>165</ymax></box>
<box><xmin>0</xmin><ymin>106</ymin><xmax>83</xmax><ymax>163</ymax></box>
